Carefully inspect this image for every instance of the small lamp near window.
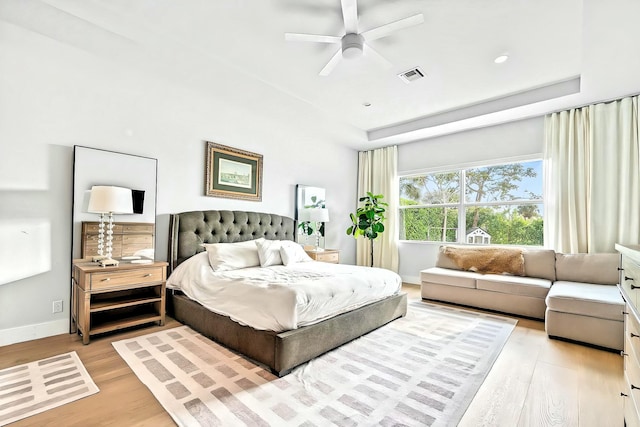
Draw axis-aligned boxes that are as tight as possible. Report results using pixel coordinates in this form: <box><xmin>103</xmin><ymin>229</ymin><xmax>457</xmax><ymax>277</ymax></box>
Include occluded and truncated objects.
<box><xmin>299</xmin><ymin>208</ymin><xmax>329</xmax><ymax>252</ymax></box>
<box><xmin>87</xmin><ymin>186</ymin><xmax>133</xmax><ymax>267</ymax></box>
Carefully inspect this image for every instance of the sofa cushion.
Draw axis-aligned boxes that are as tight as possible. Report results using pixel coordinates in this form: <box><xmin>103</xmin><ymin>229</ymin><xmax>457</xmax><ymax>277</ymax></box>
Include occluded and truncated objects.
<box><xmin>437</xmin><ymin>246</ymin><xmax>557</xmax><ymax>281</ymax></box>
<box><xmin>555</xmin><ymin>253</ymin><xmax>619</xmax><ymax>285</ymax></box>
<box><xmin>545</xmin><ymin>281</ymin><xmax>624</xmax><ymax>321</ymax></box>
<box><xmin>420</xmin><ymin>267</ymin><xmax>480</xmax><ymax>289</ymax></box>
<box><xmin>435</xmin><ymin>247</ymin><xmax>463</xmax><ymax>270</ymax></box>
<box><xmin>437</xmin><ymin>245</ymin><xmax>525</xmax><ymax>275</ymax></box>
<box><xmin>476</xmin><ymin>275</ymin><xmax>552</xmax><ymax>299</ymax></box>
<box><xmin>523</xmin><ymin>249</ymin><xmax>557</xmax><ymax>281</ymax></box>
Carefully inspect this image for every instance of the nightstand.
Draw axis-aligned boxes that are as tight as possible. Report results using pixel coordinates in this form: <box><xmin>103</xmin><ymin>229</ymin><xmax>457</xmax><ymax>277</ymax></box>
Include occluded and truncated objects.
<box><xmin>305</xmin><ymin>249</ymin><xmax>340</xmax><ymax>264</ymax></box>
<box><xmin>71</xmin><ymin>260</ymin><xmax>167</xmax><ymax>344</ymax></box>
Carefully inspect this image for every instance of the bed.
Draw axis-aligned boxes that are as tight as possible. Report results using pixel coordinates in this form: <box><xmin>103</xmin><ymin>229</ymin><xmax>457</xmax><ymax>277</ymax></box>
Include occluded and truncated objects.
<box><xmin>167</xmin><ymin>210</ymin><xmax>407</xmax><ymax>376</ymax></box>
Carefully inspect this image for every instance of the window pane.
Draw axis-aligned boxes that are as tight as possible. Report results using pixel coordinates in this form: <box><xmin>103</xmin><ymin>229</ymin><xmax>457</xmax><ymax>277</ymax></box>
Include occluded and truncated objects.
<box><xmin>464</xmin><ymin>204</ymin><xmax>543</xmax><ymax>246</ymax></box>
<box><xmin>400</xmin><ymin>172</ymin><xmax>460</xmax><ymax>205</ymax></box>
<box><xmin>400</xmin><ymin>207</ymin><xmax>459</xmax><ymax>242</ymax></box>
<box><xmin>465</xmin><ymin>160</ymin><xmax>542</xmax><ymax>203</ymax></box>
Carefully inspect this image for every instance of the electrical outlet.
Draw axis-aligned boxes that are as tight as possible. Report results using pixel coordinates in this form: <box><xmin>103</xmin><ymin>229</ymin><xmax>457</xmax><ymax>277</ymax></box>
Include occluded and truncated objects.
<box><xmin>52</xmin><ymin>300</ymin><xmax>63</xmax><ymax>313</ymax></box>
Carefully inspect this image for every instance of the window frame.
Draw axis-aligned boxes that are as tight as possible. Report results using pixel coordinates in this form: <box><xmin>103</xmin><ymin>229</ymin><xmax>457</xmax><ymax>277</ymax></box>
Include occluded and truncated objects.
<box><xmin>399</xmin><ymin>156</ymin><xmax>544</xmax><ymax>246</ymax></box>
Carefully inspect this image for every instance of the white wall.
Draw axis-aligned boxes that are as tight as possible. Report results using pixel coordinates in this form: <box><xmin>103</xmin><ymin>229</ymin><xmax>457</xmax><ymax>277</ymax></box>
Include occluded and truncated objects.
<box><xmin>397</xmin><ymin>117</ymin><xmax>545</xmax><ymax>283</ymax></box>
<box><xmin>0</xmin><ymin>20</ymin><xmax>360</xmax><ymax>345</ymax></box>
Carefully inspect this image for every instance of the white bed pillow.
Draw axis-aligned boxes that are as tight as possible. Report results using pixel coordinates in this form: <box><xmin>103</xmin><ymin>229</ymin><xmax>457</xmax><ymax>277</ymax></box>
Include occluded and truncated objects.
<box><xmin>166</xmin><ymin>251</ymin><xmax>210</xmax><ymax>290</ymax></box>
<box><xmin>203</xmin><ymin>238</ymin><xmax>264</xmax><ymax>271</ymax></box>
<box><xmin>255</xmin><ymin>239</ymin><xmax>283</xmax><ymax>267</ymax></box>
<box><xmin>280</xmin><ymin>241</ymin><xmax>312</xmax><ymax>266</ymax></box>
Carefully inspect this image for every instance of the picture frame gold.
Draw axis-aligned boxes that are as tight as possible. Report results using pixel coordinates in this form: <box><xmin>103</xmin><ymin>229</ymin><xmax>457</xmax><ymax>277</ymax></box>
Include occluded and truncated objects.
<box><xmin>205</xmin><ymin>142</ymin><xmax>263</xmax><ymax>201</ymax></box>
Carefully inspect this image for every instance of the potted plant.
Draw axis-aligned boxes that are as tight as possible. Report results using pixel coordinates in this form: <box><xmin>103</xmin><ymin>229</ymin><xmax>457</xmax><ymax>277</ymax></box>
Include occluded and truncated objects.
<box><xmin>346</xmin><ymin>192</ymin><xmax>387</xmax><ymax>267</ymax></box>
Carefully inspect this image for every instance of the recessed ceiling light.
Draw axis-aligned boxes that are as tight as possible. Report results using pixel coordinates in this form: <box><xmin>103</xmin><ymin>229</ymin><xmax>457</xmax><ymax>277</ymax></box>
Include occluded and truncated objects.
<box><xmin>494</xmin><ymin>55</ymin><xmax>509</xmax><ymax>64</ymax></box>
<box><xmin>363</xmin><ymin>102</ymin><xmax>372</xmax><ymax>107</ymax></box>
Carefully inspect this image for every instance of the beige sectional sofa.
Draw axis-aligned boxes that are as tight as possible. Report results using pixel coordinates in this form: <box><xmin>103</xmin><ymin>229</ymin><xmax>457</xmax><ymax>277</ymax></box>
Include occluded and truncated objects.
<box><xmin>420</xmin><ymin>246</ymin><xmax>624</xmax><ymax>350</ymax></box>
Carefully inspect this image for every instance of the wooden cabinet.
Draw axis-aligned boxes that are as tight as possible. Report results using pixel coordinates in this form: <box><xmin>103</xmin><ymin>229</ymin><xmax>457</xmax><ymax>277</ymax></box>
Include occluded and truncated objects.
<box><xmin>617</xmin><ymin>244</ymin><xmax>640</xmax><ymax>426</ymax></box>
<box><xmin>81</xmin><ymin>222</ymin><xmax>154</xmax><ymax>258</ymax></box>
<box><xmin>72</xmin><ymin>260</ymin><xmax>167</xmax><ymax>344</ymax></box>
<box><xmin>306</xmin><ymin>248</ymin><xmax>340</xmax><ymax>264</ymax></box>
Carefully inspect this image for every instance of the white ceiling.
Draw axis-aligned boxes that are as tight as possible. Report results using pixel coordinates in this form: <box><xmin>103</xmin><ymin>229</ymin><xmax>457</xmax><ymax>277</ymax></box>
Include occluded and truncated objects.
<box><xmin>3</xmin><ymin>0</ymin><xmax>640</xmax><ymax>149</ymax></box>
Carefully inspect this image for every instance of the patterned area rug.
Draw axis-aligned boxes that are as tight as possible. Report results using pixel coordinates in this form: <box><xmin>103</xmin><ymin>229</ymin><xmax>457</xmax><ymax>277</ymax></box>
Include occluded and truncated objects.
<box><xmin>0</xmin><ymin>351</ymin><xmax>99</xmax><ymax>426</ymax></box>
<box><xmin>113</xmin><ymin>302</ymin><xmax>516</xmax><ymax>426</ymax></box>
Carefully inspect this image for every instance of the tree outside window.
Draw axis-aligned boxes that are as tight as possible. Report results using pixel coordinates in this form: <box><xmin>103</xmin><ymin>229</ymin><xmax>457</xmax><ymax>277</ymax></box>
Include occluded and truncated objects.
<box><xmin>399</xmin><ymin>160</ymin><xmax>543</xmax><ymax>246</ymax></box>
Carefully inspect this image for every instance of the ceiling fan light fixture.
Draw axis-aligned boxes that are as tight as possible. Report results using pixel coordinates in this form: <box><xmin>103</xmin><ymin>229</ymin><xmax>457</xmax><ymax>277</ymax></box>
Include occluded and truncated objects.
<box><xmin>341</xmin><ymin>33</ymin><xmax>364</xmax><ymax>59</ymax></box>
<box><xmin>284</xmin><ymin>0</ymin><xmax>424</xmax><ymax>75</ymax></box>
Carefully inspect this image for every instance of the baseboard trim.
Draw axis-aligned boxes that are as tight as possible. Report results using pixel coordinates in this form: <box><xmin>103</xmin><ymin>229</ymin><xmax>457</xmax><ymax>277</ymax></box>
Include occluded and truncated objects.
<box><xmin>401</xmin><ymin>275</ymin><xmax>421</xmax><ymax>285</ymax></box>
<box><xmin>0</xmin><ymin>318</ymin><xmax>69</xmax><ymax>346</ymax></box>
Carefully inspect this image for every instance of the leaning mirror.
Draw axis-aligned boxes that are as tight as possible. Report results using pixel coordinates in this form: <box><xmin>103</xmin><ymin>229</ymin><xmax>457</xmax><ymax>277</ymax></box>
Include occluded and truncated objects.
<box><xmin>295</xmin><ymin>184</ymin><xmax>328</xmax><ymax>250</ymax></box>
<box><xmin>72</xmin><ymin>146</ymin><xmax>158</xmax><ymax>262</ymax></box>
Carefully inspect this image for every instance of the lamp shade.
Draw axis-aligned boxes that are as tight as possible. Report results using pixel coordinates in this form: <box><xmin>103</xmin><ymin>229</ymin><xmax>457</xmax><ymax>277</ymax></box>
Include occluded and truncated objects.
<box><xmin>87</xmin><ymin>186</ymin><xmax>134</xmax><ymax>214</ymax></box>
<box><xmin>300</xmin><ymin>208</ymin><xmax>329</xmax><ymax>223</ymax></box>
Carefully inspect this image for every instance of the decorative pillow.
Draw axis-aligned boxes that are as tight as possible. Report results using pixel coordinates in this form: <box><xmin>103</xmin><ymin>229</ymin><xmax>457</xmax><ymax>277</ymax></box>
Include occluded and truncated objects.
<box><xmin>255</xmin><ymin>239</ymin><xmax>284</xmax><ymax>267</ymax></box>
<box><xmin>202</xmin><ymin>238</ymin><xmax>263</xmax><ymax>271</ymax></box>
<box><xmin>280</xmin><ymin>241</ymin><xmax>313</xmax><ymax>266</ymax></box>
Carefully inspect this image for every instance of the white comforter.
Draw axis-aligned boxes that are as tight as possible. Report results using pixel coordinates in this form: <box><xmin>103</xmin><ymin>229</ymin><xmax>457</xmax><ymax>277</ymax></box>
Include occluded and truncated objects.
<box><xmin>167</xmin><ymin>252</ymin><xmax>402</xmax><ymax>332</ymax></box>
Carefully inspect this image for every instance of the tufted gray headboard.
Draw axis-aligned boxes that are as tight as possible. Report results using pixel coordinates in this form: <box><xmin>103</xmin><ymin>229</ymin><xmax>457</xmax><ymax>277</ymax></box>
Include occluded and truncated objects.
<box><xmin>168</xmin><ymin>210</ymin><xmax>295</xmax><ymax>273</ymax></box>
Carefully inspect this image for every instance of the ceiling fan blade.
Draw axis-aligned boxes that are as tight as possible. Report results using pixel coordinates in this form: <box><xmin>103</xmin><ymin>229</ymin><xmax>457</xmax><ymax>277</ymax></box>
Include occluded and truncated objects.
<box><xmin>362</xmin><ymin>14</ymin><xmax>424</xmax><ymax>41</ymax></box>
<box><xmin>341</xmin><ymin>0</ymin><xmax>358</xmax><ymax>34</ymax></box>
<box><xmin>319</xmin><ymin>49</ymin><xmax>343</xmax><ymax>76</ymax></box>
<box><xmin>285</xmin><ymin>33</ymin><xmax>341</xmax><ymax>43</ymax></box>
<box><xmin>363</xmin><ymin>44</ymin><xmax>392</xmax><ymax>68</ymax></box>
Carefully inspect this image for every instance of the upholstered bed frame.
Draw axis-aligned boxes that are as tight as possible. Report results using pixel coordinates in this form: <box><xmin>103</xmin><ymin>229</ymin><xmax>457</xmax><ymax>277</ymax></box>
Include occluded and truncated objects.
<box><xmin>167</xmin><ymin>210</ymin><xmax>407</xmax><ymax>376</ymax></box>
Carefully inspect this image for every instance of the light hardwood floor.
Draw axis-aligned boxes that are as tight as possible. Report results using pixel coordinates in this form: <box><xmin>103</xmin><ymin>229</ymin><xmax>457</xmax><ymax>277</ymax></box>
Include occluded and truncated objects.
<box><xmin>1</xmin><ymin>285</ymin><xmax>624</xmax><ymax>426</ymax></box>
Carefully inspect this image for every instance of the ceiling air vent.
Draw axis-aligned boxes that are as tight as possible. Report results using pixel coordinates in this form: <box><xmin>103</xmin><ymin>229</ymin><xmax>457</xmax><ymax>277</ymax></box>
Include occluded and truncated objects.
<box><xmin>398</xmin><ymin>67</ymin><xmax>425</xmax><ymax>84</ymax></box>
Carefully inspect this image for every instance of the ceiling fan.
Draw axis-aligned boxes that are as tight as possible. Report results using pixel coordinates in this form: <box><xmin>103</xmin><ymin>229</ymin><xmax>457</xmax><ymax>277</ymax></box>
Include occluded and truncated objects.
<box><xmin>285</xmin><ymin>0</ymin><xmax>424</xmax><ymax>76</ymax></box>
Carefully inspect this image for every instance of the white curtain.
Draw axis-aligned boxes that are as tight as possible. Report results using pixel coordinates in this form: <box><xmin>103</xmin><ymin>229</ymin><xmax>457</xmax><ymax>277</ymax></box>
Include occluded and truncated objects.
<box><xmin>544</xmin><ymin>96</ymin><xmax>640</xmax><ymax>253</ymax></box>
<box><xmin>356</xmin><ymin>145</ymin><xmax>399</xmax><ymax>271</ymax></box>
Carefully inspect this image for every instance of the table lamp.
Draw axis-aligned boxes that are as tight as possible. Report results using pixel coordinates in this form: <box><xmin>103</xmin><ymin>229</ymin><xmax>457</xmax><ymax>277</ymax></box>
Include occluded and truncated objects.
<box><xmin>87</xmin><ymin>185</ymin><xmax>133</xmax><ymax>266</ymax></box>
<box><xmin>300</xmin><ymin>208</ymin><xmax>329</xmax><ymax>251</ymax></box>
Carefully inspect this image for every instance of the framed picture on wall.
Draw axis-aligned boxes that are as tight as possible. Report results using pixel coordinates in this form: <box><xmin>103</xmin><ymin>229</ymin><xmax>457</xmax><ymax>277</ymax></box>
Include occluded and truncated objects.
<box><xmin>205</xmin><ymin>141</ymin><xmax>263</xmax><ymax>201</ymax></box>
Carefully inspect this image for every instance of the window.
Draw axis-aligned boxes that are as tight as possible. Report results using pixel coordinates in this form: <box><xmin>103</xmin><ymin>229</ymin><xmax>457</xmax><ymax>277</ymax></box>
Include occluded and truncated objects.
<box><xmin>399</xmin><ymin>160</ymin><xmax>543</xmax><ymax>246</ymax></box>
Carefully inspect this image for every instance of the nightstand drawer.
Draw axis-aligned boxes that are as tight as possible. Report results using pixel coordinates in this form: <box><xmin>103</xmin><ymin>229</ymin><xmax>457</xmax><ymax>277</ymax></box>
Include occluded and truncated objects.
<box><xmin>306</xmin><ymin>249</ymin><xmax>340</xmax><ymax>264</ymax></box>
<box><xmin>90</xmin><ymin>267</ymin><xmax>164</xmax><ymax>290</ymax></box>
<box><xmin>316</xmin><ymin>252</ymin><xmax>339</xmax><ymax>263</ymax></box>
<box><xmin>84</xmin><ymin>224</ymin><xmax>124</xmax><ymax>234</ymax></box>
<box><xmin>122</xmin><ymin>235</ymin><xmax>153</xmax><ymax>245</ymax></box>
<box><xmin>122</xmin><ymin>224</ymin><xmax>154</xmax><ymax>234</ymax></box>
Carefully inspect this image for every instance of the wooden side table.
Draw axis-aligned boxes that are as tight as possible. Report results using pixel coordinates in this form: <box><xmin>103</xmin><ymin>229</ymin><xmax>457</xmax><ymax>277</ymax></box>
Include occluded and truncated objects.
<box><xmin>71</xmin><ymin>259</ymin><xmax>167</xmax><ymax>344</ymax></box>
<box><xmin>305</xmin><ymin>249</ymin><xmax>340</xmax><ymax>264</ymax></box>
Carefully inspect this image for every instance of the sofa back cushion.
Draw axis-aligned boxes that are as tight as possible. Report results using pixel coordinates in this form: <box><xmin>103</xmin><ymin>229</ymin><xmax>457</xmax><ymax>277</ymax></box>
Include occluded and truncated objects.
<box><xmin>555</xmin><ymin>253</ymin><xmax>619</xmax><ymax>285</ymax></box>
<box><xmin>435</xmin><ymin>247</ymin><xmax>463</xmax><ymax>270</ymax></box>
<box><xmin>523</xmin><ymin>249</ymin><xmax>557</xmax><ymax>281</ymax></box>
<box><xmin>436</xmin><ymin>246</ymin><xmax>557</xmax><ymax>281</ymax></box>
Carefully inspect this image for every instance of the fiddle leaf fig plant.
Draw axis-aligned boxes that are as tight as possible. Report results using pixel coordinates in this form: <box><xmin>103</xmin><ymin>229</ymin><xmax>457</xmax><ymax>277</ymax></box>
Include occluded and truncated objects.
<box><xmin>346</xmin><ymin>192</ymin><xmax>388</xmax><ymax>267</ymax></box>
